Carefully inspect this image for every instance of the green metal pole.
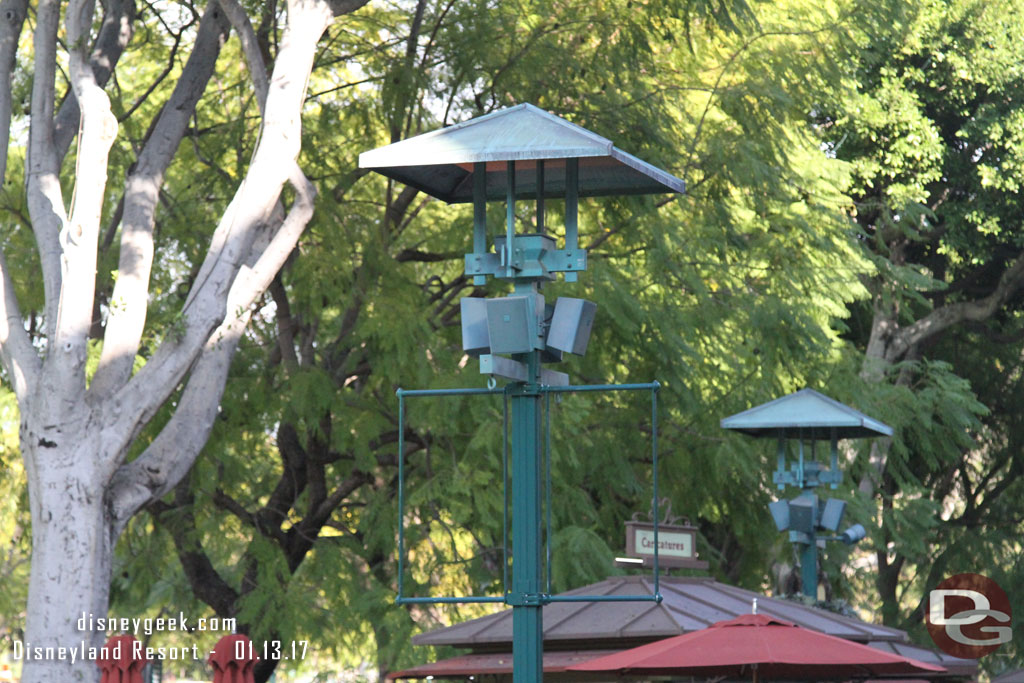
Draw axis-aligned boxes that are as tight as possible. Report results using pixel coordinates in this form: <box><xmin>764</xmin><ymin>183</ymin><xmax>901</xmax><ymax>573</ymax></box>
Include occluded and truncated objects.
<box><xmin>564</xmin><ymin>158</ymin><xmax>579</xmax><ymax>283</ymax></box>
<box><xmin>800</xmin><ymin>537</ymin><xmax>817</xmax><ymax>600</ymax></box>
<box><xmin>801</xmin><ymin>470</ymin><xmax>817</xmax><ymax>600</ymax></box>
<box><xmin>511</xmin><ymin>349</ymin><xmax>543</xmax><ymax>682</ymax></box>
<box><xmin>503</xmin><ymin>154</ymin><xmax>543</xmax><ymax>681</ymax></box>
<box><xmin>473</xmin><ymin>161</ymin><xmax>487</xmax><ymax>286</ymax></box>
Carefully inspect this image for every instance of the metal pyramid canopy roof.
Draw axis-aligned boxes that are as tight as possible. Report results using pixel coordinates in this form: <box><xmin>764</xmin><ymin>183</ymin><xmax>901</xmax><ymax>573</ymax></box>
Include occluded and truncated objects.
<box><xmin>358</xmin><ymin>103</ymin><xmax>685</xmax><ymax>203</ymax></box>
<box><xmin>720</xmin><ymin>388</ymin><xmax>893</xmax><ymax>440</ymax></box>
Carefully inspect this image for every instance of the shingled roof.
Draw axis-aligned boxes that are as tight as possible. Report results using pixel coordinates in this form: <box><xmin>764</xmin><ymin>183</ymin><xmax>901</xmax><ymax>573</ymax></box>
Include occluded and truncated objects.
<box><xmin>412</xmin><ymin>576</ymin><xmax>906</xmax><ymax>651</ymax></box>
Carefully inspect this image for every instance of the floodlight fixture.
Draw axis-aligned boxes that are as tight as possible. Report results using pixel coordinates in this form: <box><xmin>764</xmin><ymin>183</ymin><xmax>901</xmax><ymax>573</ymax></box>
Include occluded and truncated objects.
<box><xmin>770</xmin><ymin>494</ymin><xmax>849</xmax><ymax>536</ymax></box>
<box><xmin>839</xmin><ymin>523</ymin><xmax>867</xmax><ymax>545</ymax></box>
<box><xmin>540</xmin><ymin>302</ymin><xmax>563</xmax><ymax>363</ymax></box>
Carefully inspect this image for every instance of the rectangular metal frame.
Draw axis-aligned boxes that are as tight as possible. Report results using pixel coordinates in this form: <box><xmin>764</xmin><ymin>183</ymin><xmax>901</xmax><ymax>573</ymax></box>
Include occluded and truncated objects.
<box><xmin>394</xmin><ymin>381</ymin><xmax>663</xmax><ymax>607</ymax></box>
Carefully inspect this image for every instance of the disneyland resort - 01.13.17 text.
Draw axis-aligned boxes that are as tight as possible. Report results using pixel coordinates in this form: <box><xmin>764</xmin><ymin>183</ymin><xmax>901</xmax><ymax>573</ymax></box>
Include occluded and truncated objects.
<box><xmin>12</xmin><ymin>612</ymin><xmax>233</xmax><ymax>663</ymax></box>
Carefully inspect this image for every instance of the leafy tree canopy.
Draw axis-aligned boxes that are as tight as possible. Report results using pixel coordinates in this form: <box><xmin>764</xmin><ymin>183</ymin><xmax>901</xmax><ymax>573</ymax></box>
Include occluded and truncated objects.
<box><xmin>2</xmin><ymin>0</ymin><xmax>1023</xmax><ymax>679</ymax></box>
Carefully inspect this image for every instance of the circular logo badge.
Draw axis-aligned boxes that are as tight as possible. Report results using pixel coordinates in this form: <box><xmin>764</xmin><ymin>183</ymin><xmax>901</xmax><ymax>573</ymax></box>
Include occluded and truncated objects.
<box><xmin>926</xmin><ymin>573</ymin><xmax>1012</xmax><ymax>658</ymax></box>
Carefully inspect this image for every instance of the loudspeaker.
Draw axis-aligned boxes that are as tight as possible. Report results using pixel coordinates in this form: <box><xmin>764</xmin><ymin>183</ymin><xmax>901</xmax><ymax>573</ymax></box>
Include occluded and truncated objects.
<box><xmin>486</xmin><ymin>294</ymin><xmax>545</xmax><ymax>354</ymax></box>
<box><xmin>819</xmin><ymin>498</ymin><xmax>846</xmax><ymax>532</ymax></box>
<box><xmin>546</xmin><ymin>297</ymin><xmax>596</xmax><ymax>356</ymax></box>
<box><xmin>769</xmin><ymin>500</ymin><xmax>790</xmax><ymax>532</ymax></box>
<box><xmin>460</xmin><ymin>298</ymin><xmax>490</xmax><ymax>357</ymax></box>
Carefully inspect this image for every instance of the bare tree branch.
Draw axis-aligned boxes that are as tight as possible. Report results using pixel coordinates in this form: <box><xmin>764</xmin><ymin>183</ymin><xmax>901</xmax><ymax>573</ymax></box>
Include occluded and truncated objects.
<box><xmin>0</xmin><ymin>0</ymin><xmax>33</xmax><ymax>401</ymax></box>
<box><xmin>256</xmin><ymin>422</ymin><xmax>308</xmax><ymax>532</ymax></box>
<box><xmin>112</xmin><ymin>0</ymin><xmax>332</xmax><ymax>445</ymax></box>
<box><xmin>0</xmin><ymin>0</ymin><xmax>28</xmax><ymax>184</ymax></box>
<box><xmin>325</xmin><ymin>0</ymin><xmax>370</xmax><ymax>17</ymax></box>
<box><xmin>54</xmin><ymin>0</ymin><xmax>136</xmax><ymax>160</ymax></box>
<box><xmin>25</xmin><ymin>0</ymin><xmax>65</xmax><ymax>343</ymax></box>
<box><xmin>108</xmin><ymin>160</ymin><xmax>317</xmax><ymax>522</ymax></box>
<box><xmin>218</xmin><ymin>0</ymin><xmax>269</xmax><ymax>111</ymax></box>
<box><xmin>308</xmin><ymin>470</ymin><xmax>368</xmax><ymax>530</ymax></box>
<box><xmin>213</xmin><ymin>488</ymin><xmax>261</xmax><ymax>530</ymax></box>
<box><xmin>153</xmin><ymin>482</ymin><xmax>241</xmax><ymax>618</ymax></box>
<box><xmin>90</xmin><ymin>1</ymin><xmax>231</xmax><ymax>400</ymax></box>
<box><xmin>269</xmin><ymin>275</ymin><xmax>301</xmax><ymax>369</ymax></box>
<box><xmin>47</xmin><ymin>0</ymin><xmax>121</xmax><ymax>395</ymax></box>
<box><xmin>107</xmin><ymin>304</ymin><xmax>252</xmax><ymax>529</ymax></box>
<box><xmin>896</xmin><ymin>251</ymin><xmax>1024</xmax><ymax>356</ymax></box>
<box><xmin>860</xmin><ymin>251</ymin><xmax>1024</xmax><ymax>495</ymax></box>
<box><xmin>115</xmin><ymin>11</ymin><xmax>188</xmax><ymax>124</ymax></box>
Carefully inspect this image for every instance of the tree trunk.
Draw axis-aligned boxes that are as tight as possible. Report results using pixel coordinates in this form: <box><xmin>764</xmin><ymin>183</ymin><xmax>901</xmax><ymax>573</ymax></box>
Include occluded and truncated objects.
<box><xmin>21</xmin><ymin>422</ymin><xmax>115</xmax><ymax>683</ymax></box>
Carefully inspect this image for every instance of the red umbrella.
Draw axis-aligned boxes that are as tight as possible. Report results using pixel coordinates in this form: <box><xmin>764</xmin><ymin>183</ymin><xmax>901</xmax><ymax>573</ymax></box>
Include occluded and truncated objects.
<box><xmin>209</xmin><ymin>634</ymin><xmax>259</xmax><ymax>683</ymax></box>
<box><xmin>569</xmin><ymin>614</ymin><xmax>947</xmax><ymax>681</ymax></box>
<box><xmin>97</xmin><ymin>635</ymin><xmax>148</xmax><ymax>683</ymax></box>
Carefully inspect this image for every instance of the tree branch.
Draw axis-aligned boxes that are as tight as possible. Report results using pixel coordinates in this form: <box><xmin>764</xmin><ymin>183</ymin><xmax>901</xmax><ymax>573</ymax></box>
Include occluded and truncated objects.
<box><xmin>393</xmin><ymin>248</ymin><xmax>460</xmax><ymax>263</ymax></box>
<box><xmin>325</xmin><ymin>0</ymin><xmax>370</xmax><ymax>20</ymax></box>
<box><xmin>25</xmin><ymin>0</ymin><xmax>65</xmax><ymax>344</ymax></box>
<box><xmin>895</xmin><ymin>251</ymin><xmax>1024</xmax><ymax>358</ymax></box>
<box><xmin>310</xmin><ymin>470</ymin><xmax>368</xmax><ymax>528</ymax></box>
<box><xmin>256</xmin><ymin>422</ymin><xmax>308</xmax><ymax>534</ymax></box>
<box><xmin>115</xmin><ymin>0</ymin><xmax>331</xmax><ymax>436</ymax></box>
<box><xmin>213</xmin><ymin>488</ymin><xmax>260</xmax><ymax>530</ymax></box>
<box><xmin>277</xmin><ymin>470</ymin><xmax>368</xmax><ymax>573</ymax></box>
<box><xmin>269</xmin><ymin>275</ymin><xmax>300</xmax><ymax>369</ymax></box>
<box><xmin>54</xmin><ymin>0</ymin><xmax>136</xmax><ymax>160</ymax></box>
<box><xmin>115</xmin><ymin>11</ymin><xmax>188</xmax><ymax>124</ymax></box>
<box><xmin>0</xmin><ymin>249</ymin><xmax>40</xmax><ymax>403</ymax></box>
<box><xmin>90</xmin><ymin>1</ymin><xmax>231</xmax><ymax>399</ymax></box>
<box><xmin>222</xmin><ymin>165</ymin><xmax>316</xmax><ymax>338</ymax></box>
<box><xmin>154</xmin><ymin>481</ymin><xmax>241</xmax><ymax>618</ymax></box>
<box><xmin>49</xmin><ymin>0</ymin><xmax>120</xmax><ymax>394</ymax></box>
<box><xmin>106</xmin><ymin>305</ymin><xmax>251</xmax><ymax>531</ymax></box>
<box><xmin>0</xmin><ymin>0</ymin><xmax>28</xmax><ymax>184</ymax></box>
<box><xmin>108</xmin><ymin>160</ymin><xmax>317</xmax><ymax>519</ymax></box>
<box><xmin>0</xmin><ymin>0</ymin><xmax>34</xmax><ymax>402</ymax></box>
<box><xmin>218</xmin><ymin>0</ymin><xmax>269</xmax><ymax>111</ymax></box>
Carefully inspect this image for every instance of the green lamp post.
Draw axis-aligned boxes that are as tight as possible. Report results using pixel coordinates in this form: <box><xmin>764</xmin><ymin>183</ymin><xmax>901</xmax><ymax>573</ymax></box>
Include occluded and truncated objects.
<box><xmin>721</xmin><ymin>388</ymin><xmax>892</xmax><ymax>599</ymax></box>
<box><xmin>360</xmin><ymin>104</ymin><xmax>684</xmax><ymax>681</ymax></box>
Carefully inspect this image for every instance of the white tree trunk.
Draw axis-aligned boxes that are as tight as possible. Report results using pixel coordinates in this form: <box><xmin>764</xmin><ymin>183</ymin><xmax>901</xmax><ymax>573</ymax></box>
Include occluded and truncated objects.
<box><xmin>21</xmin><ymin>422</ymin><xmax>114</xmax><ymax>683</ymax></box>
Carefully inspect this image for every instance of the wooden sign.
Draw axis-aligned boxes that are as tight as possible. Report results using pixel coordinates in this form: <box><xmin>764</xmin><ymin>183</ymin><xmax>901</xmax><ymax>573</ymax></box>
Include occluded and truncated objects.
<box><xmin>624</xmin><ymin>521</ymin><xmax>709</xmax><ymax>569</ymax></box>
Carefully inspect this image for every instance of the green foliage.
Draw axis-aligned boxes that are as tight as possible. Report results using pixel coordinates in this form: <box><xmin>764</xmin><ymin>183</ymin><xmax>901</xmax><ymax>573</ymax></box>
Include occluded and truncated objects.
<box><xmin>5</xmin><ymin>0</ymin><xmax>1022</xmax><ymax>677</ymax></box>
<box><xmin>550</xmin><ymin>526</ymin><xmax>618</xmax><ymax>591</ymax></box>
<box><xmin>817</xmin><ymin>0</ymin><xmax>1024</xmax><ymax>666</ymax></box>
<box><xmin>0</xmin><ymin>388</ymin><xmax>29</xmax><ymax>648</ymax></box>
<box><xmin>98</xmin><ymin>0</ymin><xmax>905</xmax><ymax>676</ymax></box>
